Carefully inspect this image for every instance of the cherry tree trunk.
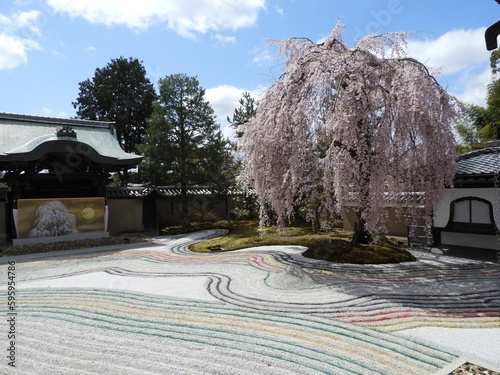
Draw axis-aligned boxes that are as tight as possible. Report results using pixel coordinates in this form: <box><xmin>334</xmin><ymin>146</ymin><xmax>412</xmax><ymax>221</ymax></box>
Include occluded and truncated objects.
<box><xmin>351</xmin><ymin>210</ymin><xmax>373</xmax><ymax>244</ymax></box>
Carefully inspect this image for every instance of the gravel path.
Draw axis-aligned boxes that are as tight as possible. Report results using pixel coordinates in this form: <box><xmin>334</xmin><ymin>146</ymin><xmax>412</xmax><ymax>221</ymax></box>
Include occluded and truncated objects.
<box><xmin>1</xmin><ymin>230</ymin><xmax>499</xmax><ymax>374</ymax></box>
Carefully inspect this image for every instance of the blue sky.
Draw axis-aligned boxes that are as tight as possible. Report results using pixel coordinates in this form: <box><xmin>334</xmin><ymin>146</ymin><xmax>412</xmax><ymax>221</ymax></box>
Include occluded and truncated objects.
<box><xmin>1</xmin><ymin>0</ymin><xmax>499</xmax><ymax>139</ymax></box>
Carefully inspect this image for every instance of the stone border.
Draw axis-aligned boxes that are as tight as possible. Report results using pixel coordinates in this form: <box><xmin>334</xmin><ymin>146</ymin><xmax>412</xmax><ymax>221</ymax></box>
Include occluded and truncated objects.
<box><xmin>434</xmin><ymin>357</ymin><xmax>500</xmax><ymax>375</ymax></box>
<box><xmin>13</xmin><ymin>232</ymin><xmax>109</xmax><ymax>246</ymax></box>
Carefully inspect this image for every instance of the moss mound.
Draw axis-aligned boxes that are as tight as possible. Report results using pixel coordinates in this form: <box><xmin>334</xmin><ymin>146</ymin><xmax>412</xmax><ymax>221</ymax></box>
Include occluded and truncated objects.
<box><xmin>185</xmin><ymin>221</ymin><xmax>415</xmax><ymax>264</ymax></box>
<box><xmin>302</xmin><ymin>238</ymin><xmax>416</xmax><ymax>264</ymax></box>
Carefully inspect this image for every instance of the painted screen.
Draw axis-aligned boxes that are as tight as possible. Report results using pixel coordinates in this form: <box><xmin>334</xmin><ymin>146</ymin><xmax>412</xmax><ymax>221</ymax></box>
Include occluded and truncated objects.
<box><xmin>17</xmin><ymin>197</ymin><xmax>106</xmax><ymax>239</ymax></box>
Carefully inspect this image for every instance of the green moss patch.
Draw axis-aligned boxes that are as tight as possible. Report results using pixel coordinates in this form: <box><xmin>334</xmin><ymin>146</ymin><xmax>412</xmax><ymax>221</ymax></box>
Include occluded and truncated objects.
<box><xmin>302</xmin><ymin>238</ymin><xmax>416</xmax><ymax>264</ymax></box>
<box><xmin>185</xmin><ymin>221</ymin><xmax>415</xmax><ymax>264</ymax></box>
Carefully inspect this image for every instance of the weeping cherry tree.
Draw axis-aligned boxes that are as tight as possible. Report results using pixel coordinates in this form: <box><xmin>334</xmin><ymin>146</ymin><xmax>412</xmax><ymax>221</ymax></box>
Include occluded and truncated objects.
<box><xmin>239</xmin><ymin>23</ymin><xmax>461</xmax><ymax>244</ymax></box>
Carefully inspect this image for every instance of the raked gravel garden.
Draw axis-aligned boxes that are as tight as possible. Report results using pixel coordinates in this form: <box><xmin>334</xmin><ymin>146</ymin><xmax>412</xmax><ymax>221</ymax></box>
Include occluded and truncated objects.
<box><xmin>1</xmin><ymin>229</ymin><xmax>500</xmax><ymax>374</ymax></box>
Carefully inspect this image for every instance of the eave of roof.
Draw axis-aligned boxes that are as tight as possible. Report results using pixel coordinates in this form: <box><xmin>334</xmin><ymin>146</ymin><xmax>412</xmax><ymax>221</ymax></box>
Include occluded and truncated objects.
<box><xmin>0</xmin><ymin>112</ymin><xmax>143</xmax><ymax>168</ymax></box>
<box><xmin>106</xmin><ymin>186</ymin><xmax>255</xmax><ymax>198</ymax></box>
<box><xmin>455</xmin><ymin>144</ymin><xmax>500</xmax><ymax>177</ymax></box>
<box><xmin>0</xmin><ymin>112</ymin><xmax>114</xmax><ymax>128</ymax></box>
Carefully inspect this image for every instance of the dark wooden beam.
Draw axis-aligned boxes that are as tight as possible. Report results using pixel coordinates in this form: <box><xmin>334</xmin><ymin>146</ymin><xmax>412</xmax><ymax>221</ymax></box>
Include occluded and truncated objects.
<box><xmin>486</xmin><ymin>20</ymin><xmax>500</xmax><ymax>50</ymax></box>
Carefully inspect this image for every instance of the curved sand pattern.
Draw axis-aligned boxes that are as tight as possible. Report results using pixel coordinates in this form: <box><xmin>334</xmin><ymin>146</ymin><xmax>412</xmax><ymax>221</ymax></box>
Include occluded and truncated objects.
<box><xmin>2</xmin><ymin>230</ymin><xmax>499</xmax><ymax>373</ymax></box>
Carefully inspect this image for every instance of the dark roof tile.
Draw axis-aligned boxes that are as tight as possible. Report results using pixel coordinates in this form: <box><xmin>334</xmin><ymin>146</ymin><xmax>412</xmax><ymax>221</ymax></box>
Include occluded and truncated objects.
<box><xmin>455</xmin><ymin>146</ymin><xmax>500</xmax><ymax>176</ymax></box>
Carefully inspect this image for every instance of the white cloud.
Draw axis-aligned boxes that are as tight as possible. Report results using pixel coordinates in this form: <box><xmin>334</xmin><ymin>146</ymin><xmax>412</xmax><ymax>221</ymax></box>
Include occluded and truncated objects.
<box><xmin>452</xmin><ymin>66</ymin><xmax>491</xmax><ymax>107</ymax></box>
<box><xmin>14</xmin><ymin>9</ymin><xmax>42</xmax><ymax>37</ymax></box>
<box><xmin>46</xmin><ymin>0</ymin><xmax>266</xmax><ymax>37</ymax></box>
<box><xmin>406</xmin><ymin>28</ymin><xmax>490</xmax><ymax>76</ymax></box>
<box><xmin>0</xmin><ymin>10</ymin><xmax>41</xmax><ymax>35</ymax></box>
<box><xmin>0</xmin><ymin>34</ymin><xmax>29</xmax><ymax>69</ymax></box>
<box><xmin>221</xmin><ymin>124</ymin><xmax>236</xmax><ymax>141</ymax></box>
<box><xmin>0</xmin><ymin>10</ymin><xmax>42</xmax><ymax>70</ymax></box>
<box><xmin>206</xmin><ymin>85</ymin><xmax>246</xmax><ymax>124</ymax></box>
<box><xmin>405</xmin><ymin>28</ymin><xmax>493</xmax><ymax>107</ymax></box>
<box><xmin>250</xmin><ymin>44</ymin><xmax>274</xmax><ymax>66</ymax></box>
<box><xmin>205</xmin><ymin>84</ymin><xmax>261</xmax><ymax>140</ymax></box>
<box><xmin>214</xmin><ymin>34</ymin><xmax>236</xmax><ymax>45</ymax></box>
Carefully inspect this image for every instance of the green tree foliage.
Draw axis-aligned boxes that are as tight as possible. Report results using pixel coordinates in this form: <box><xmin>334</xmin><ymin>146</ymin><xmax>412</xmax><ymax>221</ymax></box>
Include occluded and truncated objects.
<box><xmin>227</xmin><ymin>91</ymin><xmax>258</xmax><ymax>139</ymax></box>
<box><xmin>139</xmin><ymin>74</ymin><xmax>234</xmax><ymax>225</ymax></box>
<box><xmin>485</xmin><ymin>81</ymin><xmax>500</xmax><ymax>139</ymax></box>
<box><xmin>456</xmin><ymin>50</ymin><xmax>500</xmax><ymax>152</ymax></box>
<box><xmin>73</xmin><ymin>57</ymin><xmax>157</xmax><ymax>155</ymax></box>
<box><xmin>455</xmin><ymin>104</ymin><xmax>491</xmax><ymax>153</ymax></box>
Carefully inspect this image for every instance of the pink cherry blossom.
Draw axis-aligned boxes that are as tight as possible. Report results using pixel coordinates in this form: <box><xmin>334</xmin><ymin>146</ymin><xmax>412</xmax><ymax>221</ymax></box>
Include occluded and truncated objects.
<box><xmin>239</xmin><ymin>22</ymin><xmax>460</xmax><ymax>243</ymax></box>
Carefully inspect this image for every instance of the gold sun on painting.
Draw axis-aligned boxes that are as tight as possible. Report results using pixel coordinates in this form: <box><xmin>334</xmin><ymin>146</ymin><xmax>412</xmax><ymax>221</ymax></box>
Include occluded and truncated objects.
<box><xmin>82</xmin><ymin>207</ymin><xmax>95</xmax><ymax>220</ymax></box>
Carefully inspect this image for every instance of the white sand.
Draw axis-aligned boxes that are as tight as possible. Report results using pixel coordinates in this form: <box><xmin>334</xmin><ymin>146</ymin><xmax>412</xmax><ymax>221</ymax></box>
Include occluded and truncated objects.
<box><xmin>3</xmin><ymin>231</ymin><xmax>499</xmax><ymax>374</ymax></box>
<box><xmin>19</xmin><ymin>270</ymin><xmax>500</xmax><ymax>369</ymax></box>
<box><xmin>397</xmin><ymin>327</ymin><xmax>500</xmax><ymax>369</ymax></box>
<box><xmin>19</xmin><ymin>272</ymin><xmax>219</xmax><ymax>302</ymax></box>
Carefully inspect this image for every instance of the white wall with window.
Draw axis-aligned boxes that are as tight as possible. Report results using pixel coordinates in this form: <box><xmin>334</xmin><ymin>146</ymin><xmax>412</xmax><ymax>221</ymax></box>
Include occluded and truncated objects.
<box><xmin>434</xmin><ymin>188</ymin><xmax>499</xmax><ymax>250</ymax></box>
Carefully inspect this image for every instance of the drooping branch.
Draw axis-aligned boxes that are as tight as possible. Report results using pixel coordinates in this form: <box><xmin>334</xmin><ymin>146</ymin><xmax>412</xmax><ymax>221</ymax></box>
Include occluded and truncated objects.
<box><xmin>396</xmin><ymin>57</ymin><xmax>441</xmax><ymax>86</ymax></box>
<box><xmin>332</xmin><ymin>139</ymin><xmax>358</xmax><ymax>160</ymax></box>
<box><xmin>239</xmin><ymin>22</ymin><xmax>459</xmax><ymax>243</ymax></box>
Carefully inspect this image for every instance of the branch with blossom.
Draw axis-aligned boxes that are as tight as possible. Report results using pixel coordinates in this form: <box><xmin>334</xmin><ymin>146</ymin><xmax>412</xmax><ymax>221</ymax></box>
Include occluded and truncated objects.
<box><xmin>239</xmin><ymin>22</ymin><xmax>461</xmax><ymax>244</ymax></box>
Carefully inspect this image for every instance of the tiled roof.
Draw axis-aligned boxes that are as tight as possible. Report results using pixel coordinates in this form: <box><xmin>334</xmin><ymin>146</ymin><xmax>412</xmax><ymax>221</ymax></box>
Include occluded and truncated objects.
<box><xmin>156</xmin><ymin>187</ymin><xmax>216</xmax><ymax>197</ymax></box>
<box><xmin>0</xmin><ymin>112</ymin><xmax>143</xmax><ymax>169</ymax></box>
<box><xmin>106</xmin><ymin>186</ymin><xmax>152</xmax><ymax>198</ymax></box>
<box><xmin>0</xmin><ymin>112</ymin><xmax>114</xmax><ymax>128</ymax></box>
<box><xmin>455</xmin><ymin>143</ymin><xmax>500</xmax><ymax>176</ymax></box>
<box><xmin>106</xmin><ymin>186</ymin><xmax>253</xmax><ymax>198</ymax></box>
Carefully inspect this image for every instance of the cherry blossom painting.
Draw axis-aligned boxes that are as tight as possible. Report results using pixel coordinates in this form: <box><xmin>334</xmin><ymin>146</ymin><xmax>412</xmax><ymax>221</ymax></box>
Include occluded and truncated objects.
<box><xmin>17</xmin><ymin>198</ymin><xmax>106</xmax><ymax>239</ymax></box>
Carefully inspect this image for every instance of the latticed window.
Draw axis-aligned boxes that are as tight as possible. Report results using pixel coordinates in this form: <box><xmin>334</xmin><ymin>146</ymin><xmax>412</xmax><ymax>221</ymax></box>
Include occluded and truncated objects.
<box><xmin>452</xmin><ymin>198</ymin><xmax>492</xmax><ymax>224</ymax></box>
<box><xmin>448</xmin><ymin>197</ymin><xmax>496</xmax><ymax>234</ymax></box>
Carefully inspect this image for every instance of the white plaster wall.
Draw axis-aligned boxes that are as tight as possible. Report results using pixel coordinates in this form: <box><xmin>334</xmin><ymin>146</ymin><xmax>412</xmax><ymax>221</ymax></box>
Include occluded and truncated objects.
<box><xmin>440</xmin><ymin>232</ymin><xmax>498</xmax><ymax>250</ymax></box>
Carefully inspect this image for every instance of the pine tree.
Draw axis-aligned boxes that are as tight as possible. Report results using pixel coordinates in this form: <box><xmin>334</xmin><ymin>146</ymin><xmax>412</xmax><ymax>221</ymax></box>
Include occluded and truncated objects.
<box><xmin>227</xmin><ymin>91</ymin><xmax>258</xmax><ymax>139</ymax></box>
<box><xmin>73</xmin><ymin>57</ymin><xmax>156</xmax><ymax>184</ymax></box>
<box><xmin>140</xmin><ymin>74</ymin><xmax>233</xmax><ymax>225</ymax></box>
